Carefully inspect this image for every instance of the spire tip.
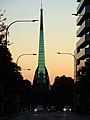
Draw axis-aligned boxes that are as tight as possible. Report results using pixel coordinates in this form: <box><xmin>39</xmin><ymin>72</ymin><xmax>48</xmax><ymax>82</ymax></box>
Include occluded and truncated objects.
<box><xmin>41</xmin><ymin>2</ymin><xmax>42</xmax><ymax>8</ymax></box>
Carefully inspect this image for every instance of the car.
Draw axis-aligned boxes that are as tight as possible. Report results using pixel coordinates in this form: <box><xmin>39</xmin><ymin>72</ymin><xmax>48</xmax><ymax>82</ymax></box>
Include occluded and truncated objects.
<box><xmin>63</xmin><ymin>106</ymin><xmax>72</xmax><ymax>112</ymax></box>
<box><xmin>34</xmin><ymin>106</ymin><xmax>44</xmax><ymax>112</ymax></box>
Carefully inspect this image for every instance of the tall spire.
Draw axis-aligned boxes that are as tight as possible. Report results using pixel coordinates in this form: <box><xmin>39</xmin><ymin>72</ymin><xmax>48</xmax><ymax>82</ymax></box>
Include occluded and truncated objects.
<box><xmin>38</xmin><ymin>4</ymin><xmax>45</xmax><ymax>76</ymax></box>
<box><xmin>33</xmin><ymin>5</ymin><xmax>50</xmax><ymax>89</ymax></box>
<box><xmin>41</xmin><ymin>2</ymin><xmax>42</xmax><ymax>9</ymax></box>
<box><xmin>40</xmin><ymin>3</ymin><xmax>43</xmax><ymax>30</ymax></box>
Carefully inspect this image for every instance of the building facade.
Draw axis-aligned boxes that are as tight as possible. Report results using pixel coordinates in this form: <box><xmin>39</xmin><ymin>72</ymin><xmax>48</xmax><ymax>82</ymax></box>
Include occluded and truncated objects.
<box><xmin>75</xmin><ymin>0</ymin><xmax>90</xmax><ymax>113</ymax></box>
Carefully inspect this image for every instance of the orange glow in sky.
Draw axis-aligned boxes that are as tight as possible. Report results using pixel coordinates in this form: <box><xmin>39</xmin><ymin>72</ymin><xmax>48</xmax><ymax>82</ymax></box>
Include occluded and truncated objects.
<box><xmin>0</xmin><ymin>0</ymin><xmax>77</xmax><ymax>84</ymax></box>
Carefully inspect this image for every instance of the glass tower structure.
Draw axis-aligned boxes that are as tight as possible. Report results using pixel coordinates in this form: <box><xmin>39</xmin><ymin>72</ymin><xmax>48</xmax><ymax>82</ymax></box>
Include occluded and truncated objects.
<box><xmin>33</xmin><ymin>6</ymin><xmax>50</xmax><ymax>89</ymax></box>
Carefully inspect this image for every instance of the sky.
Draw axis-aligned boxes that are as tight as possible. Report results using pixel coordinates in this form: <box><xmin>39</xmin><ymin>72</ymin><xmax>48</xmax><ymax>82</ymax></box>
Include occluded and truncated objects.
<box><xmin>0</xmin><ymin>0</ymin><xmax>77</xmax><ymax>84</ymax></box>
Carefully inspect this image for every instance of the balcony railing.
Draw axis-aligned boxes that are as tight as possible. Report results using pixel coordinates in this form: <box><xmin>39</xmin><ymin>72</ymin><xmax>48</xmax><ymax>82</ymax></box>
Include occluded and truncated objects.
<box><xmin>77</xmin><ymin>5</ymin><xmax>90</xmax><ymax>25</ymax></box>
<box><xmin>76</xmin><ymin>48</ymin><xmax>90</xmax><ymax>60</ymax></box>
<box><xmin>77</xmin><ymin>0</ymin><xmax>85</xmax><ymax>14</ymax></box>
<box><xmin>76</xmin><ymin>34</ymin><xmax>90</xmax><ymax>48</ymax></box>
<box><xmin>77</xmin><ymin>20</ymin><xmax>90</xmax><ymax>37</ymax></box>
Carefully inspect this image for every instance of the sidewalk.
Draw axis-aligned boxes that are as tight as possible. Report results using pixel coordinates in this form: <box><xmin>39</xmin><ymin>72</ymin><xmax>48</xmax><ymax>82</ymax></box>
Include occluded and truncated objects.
<box><xmin>66</xmin><ymin>112</ymin><xmax>90</xmax><ymax>120</ymax></box>
<box><xmin>0</xmin><ymin>116</ymin><xmax>10</xmax><ymax>120</ymax></box>
<box><xmin>0</xmin><ymin>113</ymin><xmax>18</xmax><ymax>120</ymax></box>
<box><xmin>0</xmin><ymin>113</ymin><xmax>23</xmax><ymax>120</ymax></box>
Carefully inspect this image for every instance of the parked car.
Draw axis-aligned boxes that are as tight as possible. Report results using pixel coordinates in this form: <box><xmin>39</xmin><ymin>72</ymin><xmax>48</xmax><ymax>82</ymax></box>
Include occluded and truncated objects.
<box><xmin>63</xmin><ymin>106</ymin><xmax>72</xmax><ymax>112</ymax></box>
<box><xmin>34</xmin><ymin>105</ymin><xmax>44</xmax><ymax>112</ymax></box>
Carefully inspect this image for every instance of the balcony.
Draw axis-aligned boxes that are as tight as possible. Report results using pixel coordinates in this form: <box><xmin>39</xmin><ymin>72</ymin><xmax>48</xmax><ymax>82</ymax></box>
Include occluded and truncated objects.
<box><xmin>77</xmin><ymin>0</ymin><xmax>85</xmax><ymax>14</ymax></box>
<box><xmin>77</xmin><ymin>62</ymin><xmax>85</xmax><ymax>71</ymax></box>
<box><xmin>76</xmin><ymin>34</ymin><xmax>90</xmax><ymax>48</ymax></box>
<box><xmin>74</xmin><ymin>49</ymin><xmax>78</xmax><ymax>55</ymax></box>
<box><xmin>76</xmin><ymin>48</ymin><xmax>90</xmax><ymax>60</ymax></box>
<box><xmin>76</xmin><ymin>20</ymin><xmax>90</xmax><ymax>37</ymax></box>
<box><xmin>77</xmin><ymin>5</ymin><xmax>90</xmax><ymax>25</ymax></box>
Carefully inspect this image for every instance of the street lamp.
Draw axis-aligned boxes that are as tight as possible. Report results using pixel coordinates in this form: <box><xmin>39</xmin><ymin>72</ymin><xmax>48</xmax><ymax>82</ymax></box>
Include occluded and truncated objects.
<box><xmin>56</xmin><ymin>51</ymin><xmax>77</xmax><ymax>112</ymax></box>
<box><xmin>16</xmin><ymin>53</ymin><xmax>37</xmax><ymax>65</ymax></box>
<box><xmin>56</xmin><ymin>51</ymin><xmax>77</xmax><ymax>82</ymax></box>
<box><xmin>6</xmin><ymin>19</ymin><xmax>39</xmax><ymax>47</ymax></box>
<box><xmin>72</xmin><ymin>13</ymin><xmax>83</xmax><ymax>16</ymax></box>
<box><xmin>56</xmin><ymin>52</ymin><xmax>76</xmax><ymax>63</ymax></box>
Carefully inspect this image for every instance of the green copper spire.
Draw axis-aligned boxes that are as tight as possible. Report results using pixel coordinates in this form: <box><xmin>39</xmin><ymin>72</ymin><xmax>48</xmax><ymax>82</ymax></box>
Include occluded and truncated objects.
<box><xmin>38</xmin><ymin>6</ymin><xmax>45</xmax><ymax>80</ymax></box>
<box><xmin>33</xmin><ymin>5</ymin><xmax>50</xmax><ymax>89</ymax></box>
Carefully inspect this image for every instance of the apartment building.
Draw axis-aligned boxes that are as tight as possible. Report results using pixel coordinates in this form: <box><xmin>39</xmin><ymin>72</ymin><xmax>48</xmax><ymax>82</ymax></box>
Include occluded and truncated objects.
<box><xmin>75</xmin><ymin>0</ymin><xmax>90</xmax><ymax>113</ymax></box>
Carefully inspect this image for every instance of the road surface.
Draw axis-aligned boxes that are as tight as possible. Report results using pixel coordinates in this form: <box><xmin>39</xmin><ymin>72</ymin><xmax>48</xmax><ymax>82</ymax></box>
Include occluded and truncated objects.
<box><xmin>8</xmin><ymin>112</ymin><xmax>90</xmax><ymax>120</ymax></box>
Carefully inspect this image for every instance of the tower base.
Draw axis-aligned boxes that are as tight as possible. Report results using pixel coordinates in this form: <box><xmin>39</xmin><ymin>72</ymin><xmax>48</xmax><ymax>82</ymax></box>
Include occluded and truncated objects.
<box><xmin>33</xmin><ymin>67</ymin><xmax>50</xmax><ymax>90</ymax></box>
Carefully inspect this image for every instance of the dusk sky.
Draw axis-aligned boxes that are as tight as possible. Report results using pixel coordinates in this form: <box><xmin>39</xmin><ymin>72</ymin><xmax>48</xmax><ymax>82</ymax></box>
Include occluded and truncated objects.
<box><xmin>0</xmin><ymin>0</ymin><xmax>77</xmax><ymax>84</ymax></box>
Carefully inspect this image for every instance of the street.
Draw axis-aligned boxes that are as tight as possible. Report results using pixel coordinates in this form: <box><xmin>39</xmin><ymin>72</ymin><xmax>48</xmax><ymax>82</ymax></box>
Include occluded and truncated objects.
<box><xmin>9</xmin><ymin>112</ymin><xmax>90</xmax><ymax>120</ymax></box>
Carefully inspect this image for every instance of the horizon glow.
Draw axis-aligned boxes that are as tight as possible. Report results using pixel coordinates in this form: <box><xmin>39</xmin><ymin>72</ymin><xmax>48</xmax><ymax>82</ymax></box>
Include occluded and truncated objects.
<box><xmin>0</xmin><ymin>0</ymin><xmax>77</xmax><ymax>84</ymax></box>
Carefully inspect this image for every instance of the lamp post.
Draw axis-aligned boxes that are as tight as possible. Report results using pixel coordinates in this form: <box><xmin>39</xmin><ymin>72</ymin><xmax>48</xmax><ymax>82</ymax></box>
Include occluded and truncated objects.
<box><xmin>56</xmin><ymin>52</ymin><xmax>77</xmax><ymax>81</ymax></box>
<box><xmin>16</xmin><ymin>53</ymin><xmax>36</xmax><ymax>65</ymax></box>
<box><xmin>6</xmin><ymin>19</ymin><xmax>38</xmax><ymax>47</ymax></box>
<box><xmin>56</xmin><ymin>51</ymin><xmax>77</xmax><ymax>112</ymax></box>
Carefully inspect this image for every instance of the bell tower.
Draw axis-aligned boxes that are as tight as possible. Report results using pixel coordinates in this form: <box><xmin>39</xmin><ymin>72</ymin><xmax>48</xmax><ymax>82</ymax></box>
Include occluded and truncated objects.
<box><xmin>33</xmin><ymin>4</ymin><xmax>50</xmax><ymax>90</ymax></box>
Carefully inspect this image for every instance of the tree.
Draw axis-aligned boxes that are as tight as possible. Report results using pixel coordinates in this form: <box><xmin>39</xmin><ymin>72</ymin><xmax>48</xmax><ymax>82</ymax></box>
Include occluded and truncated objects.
<box><xmin>20</xmin><ymin>79</ymin><xmax>32</xmax><ymax>110</ymax></box>
<box><xmin>51</xmin><ymin>75</ymin><xmax>74</xmax><ymax>111</ymax></box>
<box><xmin>0</xmin><ymin>10</ymin><xmax>24</xmax><ymax>114</ymax></box>
<box><xmin>0</xmin><ymin>10</ymin><xmax>7</xmax><ymax>46</ymax></box>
